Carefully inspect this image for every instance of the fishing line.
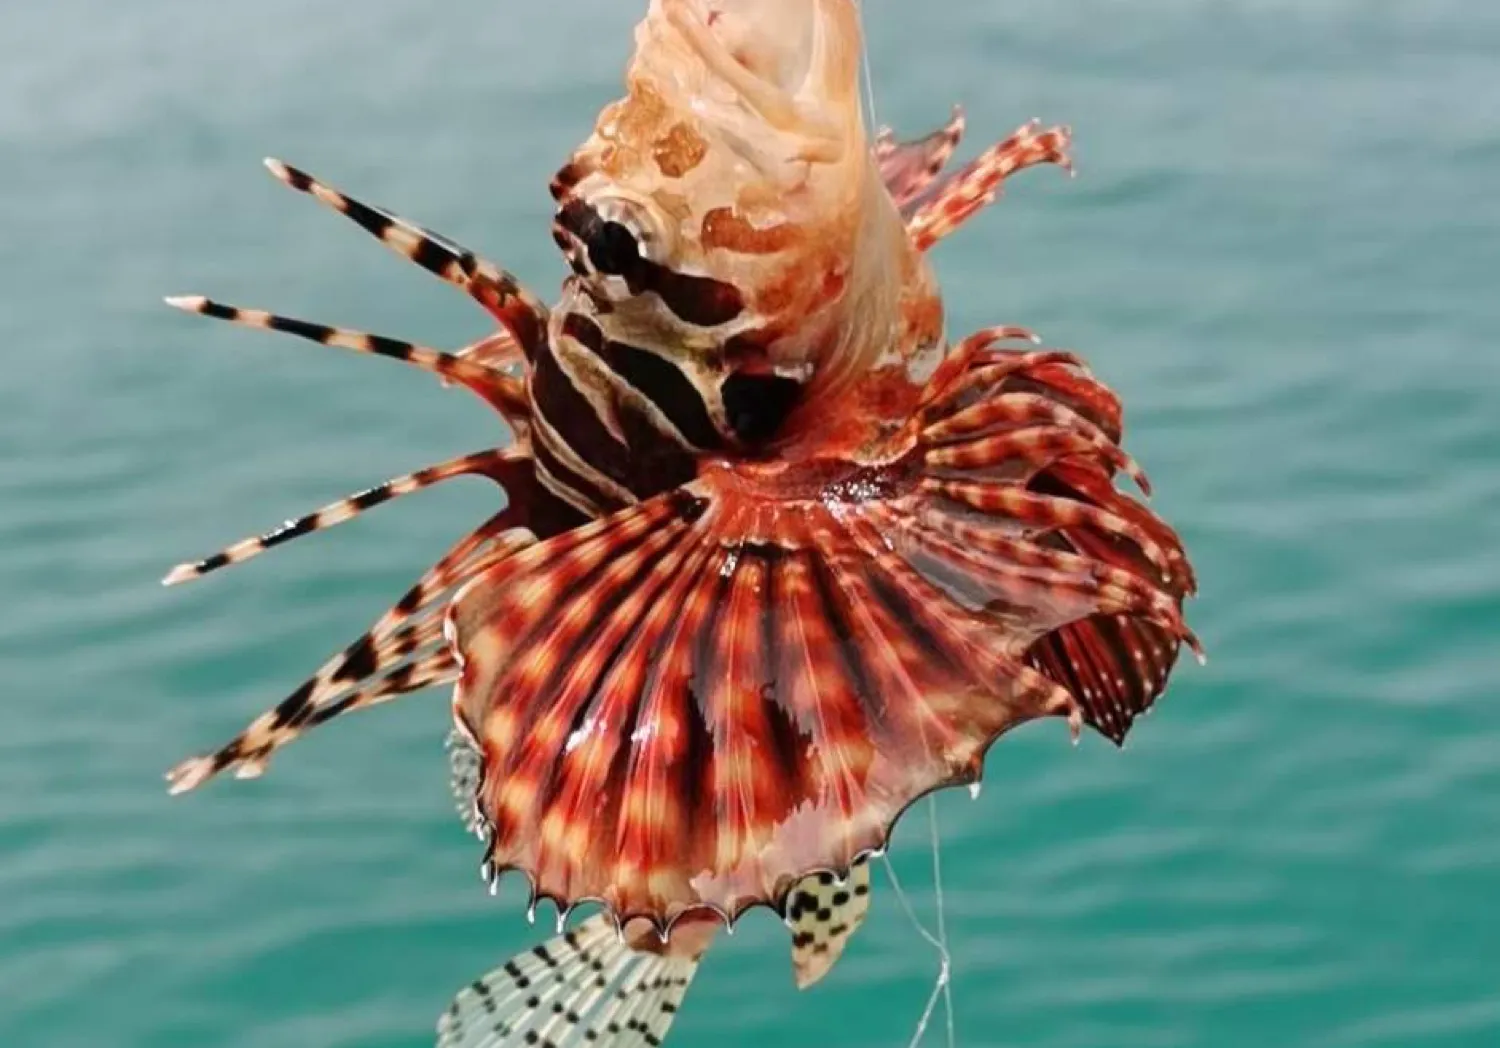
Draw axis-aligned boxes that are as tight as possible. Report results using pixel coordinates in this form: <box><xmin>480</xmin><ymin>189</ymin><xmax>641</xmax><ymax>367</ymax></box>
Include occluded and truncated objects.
<box><xmin>927</xmin><ymin>794</ymin><xmax>956</xmax><ymax>1048</ymax></box>
<box><xmin>855</xmin><ymin>0</ymin><xmax>880</xmax><ymax>138</ymax></box>
<box><xmin>881</xmin><ymin>794</ymin><xmax>956</xmax><ymax>1048</ymax></box>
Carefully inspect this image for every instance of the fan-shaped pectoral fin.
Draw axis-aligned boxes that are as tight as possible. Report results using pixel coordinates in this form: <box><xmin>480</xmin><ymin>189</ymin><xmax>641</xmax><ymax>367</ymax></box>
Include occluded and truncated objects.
<box><xmin>444</xmin><ymin>344</ymin><xmax>1196</xmax><ymax>930</ymax></box>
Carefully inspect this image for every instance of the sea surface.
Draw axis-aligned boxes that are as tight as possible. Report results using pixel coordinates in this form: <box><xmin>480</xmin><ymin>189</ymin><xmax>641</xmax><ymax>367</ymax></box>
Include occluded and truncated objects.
<box><xmin>3</xmin><ymin>1</ymin><xmax>1497</xmax><ymax>1045</ymax></box>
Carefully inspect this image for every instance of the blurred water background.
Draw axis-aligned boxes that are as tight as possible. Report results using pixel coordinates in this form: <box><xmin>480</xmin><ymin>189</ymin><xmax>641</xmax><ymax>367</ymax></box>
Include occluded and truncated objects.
<box><xmin>3</xmin><ymin>0</ymin><xmax>1498</xmax><ymax>1044</ymax></box>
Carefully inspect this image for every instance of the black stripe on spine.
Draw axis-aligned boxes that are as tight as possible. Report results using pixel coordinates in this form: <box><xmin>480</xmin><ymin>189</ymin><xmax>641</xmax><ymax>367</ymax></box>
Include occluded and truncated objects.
<box><xmin>278</xmin><ymin>161</ymin><xmax>467</xmax><ymax>281</ymax></box>
<box><xmin>268</xmin><ymin>679</ymin><xmax>317</xmax><ymax>730</ymax></box>
<box><xmin>279</xmin><ymin>165</ymin><xmax>313</xmax><ymax>192</ymax></box>
<box><xmin>349</xmin><ymin>486</ymin><xmax>393</xmax><ymax>511</ymax></box>
<box><xmin>260</xmin><ymin>515</ymin><xmax>318</xmax><ymax>549</ymax></box>
<box><xmin>333</xmin><ymin>633</ymin><xmax>378</xmax><ymax>684</ymax></box>
<box><xmin>195</xmin><ymin>299</ymin><xmax>238</xmax><ymax>322</ymax></box>
<box><xmin>563</xmin><ymin>313</ymin><xmax>723</xmax><ymax>450</ymax></box>
<box><xmin>258</xmin><ymin>312</ymin><xmax>416</xmax><ymax>361</ymax></box>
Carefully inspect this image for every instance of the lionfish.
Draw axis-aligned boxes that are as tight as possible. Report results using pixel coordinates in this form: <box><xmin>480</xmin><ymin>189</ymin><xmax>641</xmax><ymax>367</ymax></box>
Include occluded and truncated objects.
<box><xmin>162</xmin><ymin>0</ymin><xmax>1199</xmax><ymax>1044</ymax></box>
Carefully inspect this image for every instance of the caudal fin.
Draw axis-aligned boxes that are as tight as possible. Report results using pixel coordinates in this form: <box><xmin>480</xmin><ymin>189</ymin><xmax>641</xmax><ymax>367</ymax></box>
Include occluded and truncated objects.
<box><xmin>437</xmin><ymin>915</ymin><xmax>700</xmax><ymax>1048</ymax></box>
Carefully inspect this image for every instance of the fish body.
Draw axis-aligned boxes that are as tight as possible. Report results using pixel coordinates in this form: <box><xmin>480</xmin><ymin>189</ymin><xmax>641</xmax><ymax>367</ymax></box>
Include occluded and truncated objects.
<box><xmin>162</xmin><ymin>0</ymin><xmax>1199</xmax><ymax>1043</ymax></box>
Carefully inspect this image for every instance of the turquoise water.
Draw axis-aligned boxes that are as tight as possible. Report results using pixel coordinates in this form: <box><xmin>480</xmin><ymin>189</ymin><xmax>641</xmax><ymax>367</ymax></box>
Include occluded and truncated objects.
<box><xmin>4</xmin><ymin>0</ymin><xmax>1498</xmax><ymax>1044</ymax></box>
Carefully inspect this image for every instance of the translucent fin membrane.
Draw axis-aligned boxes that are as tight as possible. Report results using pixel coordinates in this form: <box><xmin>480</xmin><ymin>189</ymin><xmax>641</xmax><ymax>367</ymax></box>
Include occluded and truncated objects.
<box><xmin>874</xmin><ymin>105</ymin><xmax>966</xmax><ymax>211</ymax></box>
<box><xmin>263</xmin><ymin>158</ymin><xmax>550</xmax><ymax>356</ymax></box>
<box><xmin>455</xmin><ymin>329</ymin><xmax>525</xmax><ymax>372</ymax></box>
<box><xmin>446</xmin><ymin>339</ymin><xmax>1197</xmax><ymax>932</ymax></box>
<box><xmin>436</xmin><ymin>915</ymin><xmax>700</xmax><ymax>1048</ymax></box>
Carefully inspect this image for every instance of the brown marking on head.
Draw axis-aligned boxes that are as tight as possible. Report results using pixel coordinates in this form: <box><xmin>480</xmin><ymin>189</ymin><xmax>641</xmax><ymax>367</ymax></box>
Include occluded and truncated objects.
<box><xmin>653</xmin><ymin>121</ymin><xmax>708</xmax><ymax>177</ymax></box>
<box><xmin>700</xmin><ymin>207</ymin><xmax>797</xmax><ymax>254</ymax></box>
<box><xmin>550</xmin><ymin>0</ymin><xmax>938</xmax><ymax>415</ymax></box>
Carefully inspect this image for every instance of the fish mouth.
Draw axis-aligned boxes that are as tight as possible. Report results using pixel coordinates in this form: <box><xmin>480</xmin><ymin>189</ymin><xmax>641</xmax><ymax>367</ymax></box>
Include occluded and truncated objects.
<box><xmin>659</xmin><ymin>0</ymin><xmax>861</xmax><ymax>162</ymax></box>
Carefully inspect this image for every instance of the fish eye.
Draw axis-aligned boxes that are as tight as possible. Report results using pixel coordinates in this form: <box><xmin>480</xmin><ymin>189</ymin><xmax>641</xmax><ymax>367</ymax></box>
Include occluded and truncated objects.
<box><xmin>555</xmin><ymin>193</ymin><xmax>675</xmax><ymax>296</ymax></box>
<box><xmin>586</xmin><ymin>220</ymin><xmax>643</xmax><ymax>277</ymax></box>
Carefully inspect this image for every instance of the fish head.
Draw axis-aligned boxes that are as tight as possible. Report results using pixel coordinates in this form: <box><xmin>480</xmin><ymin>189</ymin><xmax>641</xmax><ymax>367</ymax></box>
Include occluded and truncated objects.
<box><xmin>551</xmin><ymin>0</ymin><xmax>942</xmax><ymax>442</ymax></box>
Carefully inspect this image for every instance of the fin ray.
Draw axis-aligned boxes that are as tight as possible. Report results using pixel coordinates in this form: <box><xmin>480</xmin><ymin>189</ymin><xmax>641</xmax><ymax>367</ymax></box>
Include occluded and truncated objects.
<box><xmin>264</xmin><ymin>158</ymin><xmax>549</xmax><ymax>355</ymax></box>
<box><xmin>163</xmin><ymin>448</ymin><xmax>525</xmax><ymax>586</ymax></box>
<box><xmin>905</xmin><ymin>120</ymin><xmax>1074</xmax><ymax>252</ymax></box>
<box><xmin>876</xmin><ymin>106</ymin><xmax>967</xmax><ymax>211</ymax></box>
<box><xmin>436</xmin><ymin>915</ymin><xmax>700</xmax><ymax>1048</ymax></box>
<box><xmin>166</xmin><ymin>510</ymin><xmax>537</xmax><ymax>794</ymax></box>
<box><xmin>164</xmin><ymin>295</ymin><xmax>530</xmax><ymax>426</ymax></box>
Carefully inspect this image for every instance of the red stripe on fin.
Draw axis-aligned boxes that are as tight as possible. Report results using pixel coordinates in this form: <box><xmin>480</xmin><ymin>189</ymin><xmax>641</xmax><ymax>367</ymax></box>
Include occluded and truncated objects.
<box><xmin>906</xmin><ymin>120</ymin><xmax>1074</xmax><ymax>252</ymax></box>
<box><xmin>875</xmin><ymin>106</ymin><xmax>967</xmax><ymax>211</ymax></box>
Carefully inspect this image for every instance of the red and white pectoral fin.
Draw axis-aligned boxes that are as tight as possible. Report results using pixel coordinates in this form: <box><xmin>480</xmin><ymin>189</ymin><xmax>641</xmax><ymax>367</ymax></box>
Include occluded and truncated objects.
<box><xmin>1021</xmin><ymin>457</ymin><xmax>1200</xmax><ymax>744</ymax></box>
<box><xmin>904</xmin><ymin>120</ymin><xmax>1074</xmax><ymax>251</ymax></box>
<box><xmin>875</xmin><ymin>106</ymin><xmax>966</xmax><ymax>211</ymax></box>
<box><xmin>445</xmin><ymin>346</ymin><xmax>1197</xmax><ymax>932</ymax></box>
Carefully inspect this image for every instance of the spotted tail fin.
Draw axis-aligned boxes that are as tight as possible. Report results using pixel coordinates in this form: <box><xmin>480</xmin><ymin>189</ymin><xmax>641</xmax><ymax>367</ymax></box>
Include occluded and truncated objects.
<box><xmin>788</xmin><ymin>859</ymin><xmax>873</xmax><ymax>989</ymax></box>
<box><xmin>436</xmin><ymin>915</ymin><xmax>700</xmax><ymax>1048</ymax></box>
